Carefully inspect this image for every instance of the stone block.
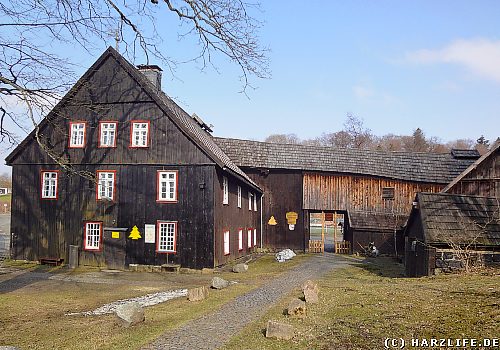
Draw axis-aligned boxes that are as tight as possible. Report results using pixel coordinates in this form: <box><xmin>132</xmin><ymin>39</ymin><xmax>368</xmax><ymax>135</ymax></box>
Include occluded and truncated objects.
<box><xmin>287</xmin><ymin>298</ymin><xmax>306</xmax><ymax>317</ymax></box>
<box><xmin>115</xmin><ymin>302</ymin><xmax>145</xmax><ymax>327</ymax></box>
<box><xmin>128</xmin><ymin>264</ymin><xmax>139</xmax><ymax>272</ymax></box>
<box><xmin>232</xmin><ymin>263</ymin><xmax>248</xmax><ymax>273</ymax></box>
<box><xmin>188</xmin><ymin>286</ymin><xmax>209</xmax><ymax>302</ymax></box>
<box><xmin>211</xmin><ymin>276</ymin><xmax>230</xmax><ymax>289</ymax></box>
<box><xmin>265</xmin><ymin>320</ymin><xmax>294</xmax><ymax>340</ymax></box>
<box><xmin>302</xmin><ymin>280</ymin><xmax>319</xmax><ymax>303</ymax></box>
<box><xmin>152</xmin><ymin>265</ymin><xmax>162</xmax><ymax>273</ymax></box>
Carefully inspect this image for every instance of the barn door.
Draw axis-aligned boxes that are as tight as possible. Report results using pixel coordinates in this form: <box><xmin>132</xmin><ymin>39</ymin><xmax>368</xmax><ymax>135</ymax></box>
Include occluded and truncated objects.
<box><xmin>103</xmin><ymin>229</ymin><xmax>126</xmax><ymax>270</ymax></box>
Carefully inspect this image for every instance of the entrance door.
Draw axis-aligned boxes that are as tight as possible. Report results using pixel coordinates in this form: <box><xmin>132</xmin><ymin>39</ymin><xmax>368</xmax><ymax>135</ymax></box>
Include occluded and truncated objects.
<box><xmin>103</xmin><ymin>229</ymin><xmax>126</xmax><ymax>270</ymax></box>
<box><xmin>309</xmin><ymin>212</ymin><xmax>345</xmax><ymax>253</ymax></box>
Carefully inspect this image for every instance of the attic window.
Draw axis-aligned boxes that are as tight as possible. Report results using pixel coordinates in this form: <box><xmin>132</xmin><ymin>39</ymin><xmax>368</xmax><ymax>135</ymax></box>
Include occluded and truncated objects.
<box><xmin>69</xmin><ymin>122</ymin><xmax>86</xmax><ymax>148</ymax></box>
<box><xmin>130</xmin><ymin>121</ymin><xmax>149</xmax><ymax>148</ymax></box>
<box><xmin>382</xmin><ymin>187</ymin><xmax>395</xmax><ymax>200</ymax></box>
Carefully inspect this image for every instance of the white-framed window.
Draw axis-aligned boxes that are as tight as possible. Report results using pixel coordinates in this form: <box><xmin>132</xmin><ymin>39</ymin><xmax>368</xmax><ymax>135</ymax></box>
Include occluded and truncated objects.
<box><xmin>224</xmin><ymin>230</ymin><xmax>230</xmax><ymax>255</ymax></box>
<box><xmin>97</xmin><ymin>171</ymin><xmax>115</xmax><ymax>200</ymax></box>
<box><xmin>157</xmin><ymin>171</ymin><xmax>178</xmax><ymax>202</ymax></box>
<box><xmin>248</xmin><ymin>192</ymin><xmax>252</xmax><ymax>211</ymax></box>
<box><xmin>254</xmin><ymin>228</ymin><xmax>257</xmax><ymax>247</ymax></box>
<box><xmin>237</xmin><ymin>185</ymin><xmax>242</xmax><ymax>208</ymax></box>
<box><xmin>99</xmin><ymin>121</ymin><xmax>117</xmax><ymax>147</ymax></box>
<box><xmin>253</xmin><ymin>193</ymin><xmax>257</xmax><ymax>212</ymax></box>
<box><xmin>69</xmin><ymin>122</ymin><xmax>86</xmax><ymax>148</ymax></box>
<box><xmin>41</xmin><ymin>171</ymin><xmax>58</xmax><ymax>199</ymax></box>
<box><xmin>157</xmin><ymin>221</ymin><xmax>177</xmax><ymax>253</ymax></box>
<box><xmin>84</xmin><ymin>222</ymin><xmax>102</xmax><ymax>251</ymax></box>
<box><xmin>222</xmin><ymin>176</ymin><xmax>229</xmax><ymax>205</ymax></box>
<box><xmin>247</xmin><ymin>229</ymin><xmax>252</xmax><ymax>248</ymax></box>
<box><xmin>130</xmin><ymin>121</ymin><xmax>149</xmax><ymax>147</ymax></box>
<box><xmin>238</xmin><ymin>229</ymin><xmax>243</xmax><ymax>251</ymax></box>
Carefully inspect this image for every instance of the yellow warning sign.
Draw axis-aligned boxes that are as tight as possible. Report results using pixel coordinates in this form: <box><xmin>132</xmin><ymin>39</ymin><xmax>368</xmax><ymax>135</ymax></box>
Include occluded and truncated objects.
<box><xmin>286</xmin><ymin>212</ymin><xmax>298</xmax><ymax>225</ymax></box>
<box><xmin>111</xmin><ymin>231</ymin><xmax>120</xmax><ymax>239</ymax></box>
<box><xmin>128</xmin><ymin>225</ymin><xmax>142</xmax><ymax>240</ymax></box>
<box><xmin>268</xmin><ymin>216</ymin><xmax>277</xmax><ymax>225</ymax></box>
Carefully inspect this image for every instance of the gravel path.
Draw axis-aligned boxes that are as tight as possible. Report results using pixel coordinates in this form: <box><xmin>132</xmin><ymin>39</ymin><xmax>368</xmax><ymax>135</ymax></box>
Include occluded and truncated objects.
<box><xmin>143</xmin><ymin>253</ymin><xmax>353</xmax><ymax>350</ymax></box>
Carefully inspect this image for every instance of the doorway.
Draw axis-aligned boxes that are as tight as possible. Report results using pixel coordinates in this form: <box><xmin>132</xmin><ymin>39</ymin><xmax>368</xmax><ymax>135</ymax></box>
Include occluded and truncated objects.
<box><xmin>309</xmin><ymin>211</ymin><xmax>345</xmax><ymax>253</ymax></box>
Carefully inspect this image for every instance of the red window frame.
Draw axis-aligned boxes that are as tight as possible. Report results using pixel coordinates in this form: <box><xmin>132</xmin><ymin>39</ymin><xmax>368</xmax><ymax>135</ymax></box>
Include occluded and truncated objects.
<box><xmin>129</xmin><ymin>120</ymin><xmax>150</xmax><ymax>148</ymax></box>
<box><xmin>223</xmin><ymin>230</ymin><xmax>230</xmax><ymax>256</ymax></box>
<box><xmin>238</xmin><ymin>228</ymin><xmax>243</xmax><ymax>251</ymax></box>
<box><xmin>156</xmin><ymin>221</ymin><xmax>177</xmax><ymax>254</ymax></box>
<box><xmin>68</xmin><ymin>121</ymin><xmax>87</xmax><ymax>148</ymax></box>
<box><xmin>98</xmin><ymin>121</ymin><xmax>118</xmax><ymax>148</ymax></box>
<box><xmin>40</xmin><ymin>170</ymin><xmax>60</xmax><ymax>200</ymax></box>
<box><xmin>96</xmin><ymin>170</ymin><xmax>117</xmax><ymax>202</ymax></box>
<box><xmin>83</xmin><ymin>221</ymin><xmax>103</xmax><ymax>251</ymax></box>
<box><xmin>247</xmin><ymin>228</ymin><xmax>253</xmax><ymax>248</ymax></box>
<box><xmin>156</xmin><ymin>170</ymin><xmax>179</xmax><ymax>203</ymax></box>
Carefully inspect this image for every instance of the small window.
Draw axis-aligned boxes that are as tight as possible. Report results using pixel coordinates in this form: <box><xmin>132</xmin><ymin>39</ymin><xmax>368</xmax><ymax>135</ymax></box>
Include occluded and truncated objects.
<box><xmin>130</xmin><ymin>121</ymin><xmax>149</xmax><ymax>147</ymax></box>
<box><xmin>237</xmin><ymin>185</ymin><xmax>242</xmax><ymax>208</ymax></box>
<box><xmin>99</xmin><ymin>121</ymin><xmax>117</xmax><ymax>147</ymax></box>
<box><xmin>253</xmin><ymin>228</ymin><xmax>257</xmax><ymax>247</ymax></box>
<box><xmin>222</xmin><ymin>176</ymin><xmax>229</xmax><ymax>205</ymax></box>
<box><xmin>248</xmin><ymin>192</ymin><xmax>252</xmax><ymax>211</ymax></box>
<box><xmin>84</xmin><ymin>222</ymin><xmax>102</xmax><ymax>251</ymax></box>
<box><xmin>41</xmin><ymin>171</ymin><xmax>58</xmax><ymax>199</ymax></box>
<box><xmin>238</xmin><ymin>229</ymin><xmax>243</xmax><ymax>251</ymax></box>
<box><xmin>157</xmin><ymin>171</ymin><xmax>178</xmax><ymax>202</ymax></box>
<box><xmin>253</xmin><ymin>193</ymin><xmax>257</xmax><ymax>212</ymax></box>
<box><xmin>224</xmin><ymin>230</ymin><xmax>230</xmax><ymax>255</ymax></box>
<box><xmin>69</xmin><ymin>122</ymin><xmax>86</xmax><ymax>148</ymax></box>
<box><xmin>382</xmin><ymin>187</ymin><xmax>395</xmax><ymax>200</ymax></box>
<box><xmin>97</xmin><ymin>171</ymin><xmax>116</xmax><ymax>201</ymax></box>
<box><xmin>157</xmin><ymin>221</ymin><xmax>177</xmax><ymax>253</ymax></box>
<box><xmin>247</xmin><ymin>228</ymin><xmax>252</xmax><ymax>248</ymax></box>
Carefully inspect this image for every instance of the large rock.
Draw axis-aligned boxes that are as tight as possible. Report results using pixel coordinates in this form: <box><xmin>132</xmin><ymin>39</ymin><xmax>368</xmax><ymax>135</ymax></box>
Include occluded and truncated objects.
<box><xmin>115</xmin><ymin>302</ymin><xmax>145</xmax><ymax>327</ymax></box>
<box><xmin>232</xmin><ymin>263</ymin><xmax>248</xmax><ymax>273</ymax></box>
<box><xmin>188</xmin><ymin>286</ymin><xmax>209</xmax><ymax>302</ymax></box>
<box><xmin>211</xmin><ymin>276</ymin><xmax>230</xmax><ymax>289</ymax></box>
<box><xmin>287</xmin><ymin>298</ymin><xmax>306</xmax><ymax>317</ymax></box>
<box><xmin>302</xmin><ymin>280</ymin><xmax>319</xmax><ymax>304</ymax></box>
<box><xmin>265</xmin><ymin>320</ymin><xmax>294</xmax><ymax>340</ymax></box>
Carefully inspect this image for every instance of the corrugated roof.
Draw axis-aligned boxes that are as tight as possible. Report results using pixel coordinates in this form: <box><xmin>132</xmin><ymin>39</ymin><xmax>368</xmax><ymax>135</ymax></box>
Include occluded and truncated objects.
<box><xmin>214</xmin><ymin>138</ymin><xmax>477</xmax><ymax>184</ymax></box>
<box><xmin>418</xmin><ymin>192</ymin><xmax>500</xmax><ymax>246</ymax></box>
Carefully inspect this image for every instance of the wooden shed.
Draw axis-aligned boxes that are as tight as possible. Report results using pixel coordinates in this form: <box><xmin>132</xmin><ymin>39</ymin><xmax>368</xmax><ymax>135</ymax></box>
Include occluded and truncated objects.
<box><xmin>404</xmin><ymin>192</ymin><xmax>500</xmax><ymax>277</ymax></box>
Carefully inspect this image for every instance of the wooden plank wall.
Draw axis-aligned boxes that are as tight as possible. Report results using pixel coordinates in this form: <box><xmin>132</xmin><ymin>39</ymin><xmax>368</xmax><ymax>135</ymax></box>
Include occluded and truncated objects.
<box><xmin>303</xmin><ymin>173</ymin><xmax>444</xmax><ymax>214</ymax></box>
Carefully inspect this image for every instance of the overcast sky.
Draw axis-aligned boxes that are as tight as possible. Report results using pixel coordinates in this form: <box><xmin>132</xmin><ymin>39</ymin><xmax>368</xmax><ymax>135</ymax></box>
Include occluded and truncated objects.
<box><xmin>1</xmin><ymin>0</ymin><xmax>499</xmax><ymax>174</ymax></box>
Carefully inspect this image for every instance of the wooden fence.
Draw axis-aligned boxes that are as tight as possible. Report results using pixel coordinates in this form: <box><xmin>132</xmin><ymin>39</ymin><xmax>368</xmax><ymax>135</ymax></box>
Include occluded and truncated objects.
<box><xmin>308</xmin><ymin>240</ymin><xmax>324</xmax><ymax>253</ymax></box>
<box><xmin>335</xmin><ymin>241</ymin><xmax>351</xmax><ymax>254</ymax></box>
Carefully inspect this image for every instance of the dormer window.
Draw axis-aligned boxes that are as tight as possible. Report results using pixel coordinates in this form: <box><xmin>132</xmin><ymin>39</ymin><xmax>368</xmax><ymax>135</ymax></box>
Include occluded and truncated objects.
<box><xmin>130</xmin><ymin>121</ymin><xmax>149</xmax><ymax>148</ymax></box>
<box><xmin>99</xmin><ymin>121</ymin><xmax>117</xmax><ymax>147</ymax></box>
<box><xmin>69</xmin><ymin>122</ymin><xmax>86</xmax><ymax>148</ymax></box>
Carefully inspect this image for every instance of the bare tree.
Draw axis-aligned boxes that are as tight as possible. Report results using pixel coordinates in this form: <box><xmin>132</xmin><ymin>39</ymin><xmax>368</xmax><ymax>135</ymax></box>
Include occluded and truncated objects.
<box><xmin>0</xmin><ymin>0</ymin><xmax>270</xmax><ymax>156</ymax></box>
<box><xmin>265</xmin><ymin>133</ymin><xmax>300</xmax><ymax>145</ymax></box>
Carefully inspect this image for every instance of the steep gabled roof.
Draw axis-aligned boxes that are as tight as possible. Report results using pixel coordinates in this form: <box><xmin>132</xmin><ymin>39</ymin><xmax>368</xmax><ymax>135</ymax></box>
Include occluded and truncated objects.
<box><xmin>214</xmin><ymin>137</ymin><xmax>478</xmax><ymax>184</ymax></box>
<box><xmin>442</xmin><ymin>139</ymin><xmax>500</xmax><ymax>193</ymax></box>
<box><xmin>417</xmin><ymin>192</ymin><xmax>500</xmax><ymax>247</ymax></box>
<box><xmin>5</xmin><ymin>47</ymin><xmax>260</xmax><ymax>192</ymax></box>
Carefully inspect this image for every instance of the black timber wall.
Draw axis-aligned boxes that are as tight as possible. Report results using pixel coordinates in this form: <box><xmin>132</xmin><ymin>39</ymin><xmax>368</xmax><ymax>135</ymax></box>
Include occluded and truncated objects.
<box><xmin>213</xmin><ymin>168</ymin><xmax>260</xmax><ymax>266</ymax></box>
<box><xmin>10</xmin><ymin>164</ymin><xmax>215</xmax><ymax>269</ymax></box>
<box><xmin>244</xmin><ymin>169</ymin><xmax>306</xmax><ymax>251</ymax></box>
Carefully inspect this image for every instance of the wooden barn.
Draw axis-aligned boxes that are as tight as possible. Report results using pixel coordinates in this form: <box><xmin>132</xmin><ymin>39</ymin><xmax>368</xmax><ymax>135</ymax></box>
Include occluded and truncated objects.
<box><xmin>404</xmin><ymin>192</ymin><xmax>500</xmax><ymax>277</ymax></box>
<box><xmin>5</xmin><ymin>47</ymin><xmax>262</xmax><ymax>269</ymax></box>
<box><xmin>214</xmin><ymin>138</ymin><xmax>479</xmax><ymax>255</ymax></box>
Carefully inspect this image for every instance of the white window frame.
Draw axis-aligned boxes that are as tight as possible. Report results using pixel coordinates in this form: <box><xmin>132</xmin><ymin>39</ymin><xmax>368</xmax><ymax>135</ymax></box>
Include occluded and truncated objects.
<box><xmin>238</xmin><ymin>229</ymin><xmax>243</xmax><ymax>251</ymax></box>
<box><xmin>130</xmin><ymin>121</ymin><xmax>149</xmax><ymax>147</ymax></box>
<box><xmin>157</xmin><ymin>171</ymin><xmax>178</xmax><ymax>202</ymax></box>
<box><xmin>222</xmin><ymin>176</ymin><xmax>229</xmax><ymax>205</ymax></box>
<box><xmin>97</xmin><ymin>171</ymin><xmax>115</xmax><ymax>201</ymax></box>
<box><xmin>247</xmin><ymin>228</ymin><xmax>252</xmax><ymax>248</ymax></box>
<box><xmin>254</xmin><ymin>228</ymin><xmax>257</xmax><ymax>247</ymax></box>
<box><xmin>157</xmin><ymin>221</ymin><xmax>177</xmax><ymax>253</ymax></box>
<box><xmin>69</xmin><ymin>122</ymin><xmax>86</xmax><ymax>148</ymax></box>
<box><xmin>41</xmin><ymin>171</ymin><xmax>58</xmax><ymax>199</ymax></box>
<box><xmin>224</xmin><ymin>230</ymin><xmax>230</xmax><ymax>255</ymax></box>
<box><xmin>248</xmin><ymin>192</ymin><xmax>252</xmax><ymax>211</ymax></box>
<box><xmin>84</xmin><ymin>222</ymin><xmax>102</xmax><ymax>251</ymax></box>
<box><xmin>237</xmin><ymin>185</ymin><xmax>242</xmax><ymax>208</ymax></box>
<box><xmin>99</xmin><ymin>121</ymin><xmax>117</xmax><ymax>147</ymax></box>
<box><xmin>253</xmin><ymin>193</ymin><xmax>257</xmax><ymax>212</ymax></box>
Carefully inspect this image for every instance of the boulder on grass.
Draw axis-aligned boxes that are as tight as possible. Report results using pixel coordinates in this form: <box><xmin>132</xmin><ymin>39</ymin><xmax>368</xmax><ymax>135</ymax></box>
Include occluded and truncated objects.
<box><xmin>232</xmin><ymin>263</ymin><xmax>248</xmax><ymax>273</ymax></box>
<box><xmin>302</xmin><ymin>280</ymin><xmax>319</xmax><ymax>304</ymax></box>
<box><xmin>211</xmin><ymin>276</ymin><xmax>230</xmax><ymax>289</ymax></box>
<box><xmin>287</xmin><ymin>298</ymin><xmax>306</xmax><ymax>317</ymax></box>
<box><xmin>115</xmin><ymin>302</ymin><xmax>145</xmax><ymax>327</ymax></box>
<box><xmin>188</xmin><ymin>286</ymin><xmax>209</xmax><ymax>302</ymax></box>
<box><xmin>265</xmin><ymin>320</ymin><xmax>294</xmax><ymax>340</ymax></box>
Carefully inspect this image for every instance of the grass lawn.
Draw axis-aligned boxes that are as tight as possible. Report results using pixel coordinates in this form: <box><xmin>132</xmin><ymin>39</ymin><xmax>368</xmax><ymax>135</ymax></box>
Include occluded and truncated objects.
<box><xmin>0</xmin><ymin>194</ymin><xmax>11</xmax><ymax>204</ymax></box>
<box><xmin>0</xmin><ymin>254</ymin><xmax>310</xmax><ymax>350</ymax></box>
<box><xmin>221</xmin><ymin>257</ymin><xmax>500</xmax><ymax>350</ymax></box>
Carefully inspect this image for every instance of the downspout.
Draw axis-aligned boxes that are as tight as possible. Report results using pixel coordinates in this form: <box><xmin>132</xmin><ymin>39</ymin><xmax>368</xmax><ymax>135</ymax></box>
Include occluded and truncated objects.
<box><xmin>260</xmin><ymin>193</ymin><xmax>264</xmax><ymax>250</ymax></box>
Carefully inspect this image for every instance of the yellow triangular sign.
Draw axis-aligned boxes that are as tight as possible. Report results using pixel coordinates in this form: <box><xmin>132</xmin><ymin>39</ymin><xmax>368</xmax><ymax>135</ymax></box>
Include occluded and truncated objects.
<box><xmin>129</xmin><ymin>225</ymin><xmax>142</xmax><ymax>240</ymax></box>
<box><xmin>268</xmin><ymin>216</ymin><xmax>277</xmax><ymax>225</ymax></box>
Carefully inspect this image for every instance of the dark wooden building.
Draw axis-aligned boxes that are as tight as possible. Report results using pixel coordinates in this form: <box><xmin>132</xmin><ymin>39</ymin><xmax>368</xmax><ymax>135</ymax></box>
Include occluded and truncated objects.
<box><xmin>214</xmin><ymin>138</ymin><xmax>478</xmax><ymax>254</ymax></box>
<box><xmin>6</xmin><ymin>47</ymin><xmax>262</xmax><ymax>269</ymax></box>
<box><xmin>404</xmin><ymin>192</ymin><xmax>500</xmax><ymax>277</ymax></box>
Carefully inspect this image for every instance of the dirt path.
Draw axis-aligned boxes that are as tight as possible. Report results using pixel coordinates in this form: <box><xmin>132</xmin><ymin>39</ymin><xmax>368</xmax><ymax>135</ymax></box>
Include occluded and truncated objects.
<box><xmin>142</xmin><ymin>253</ymin><xmax>354</xmax><ymax>350</ymax></box>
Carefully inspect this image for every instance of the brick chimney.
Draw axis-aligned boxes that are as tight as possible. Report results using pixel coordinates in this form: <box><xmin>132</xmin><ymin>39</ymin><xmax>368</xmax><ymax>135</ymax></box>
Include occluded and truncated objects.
<box><xmin>137</xmin><ymin>64</ymin><xmax>162</xmax><ymax>92</ymax></box>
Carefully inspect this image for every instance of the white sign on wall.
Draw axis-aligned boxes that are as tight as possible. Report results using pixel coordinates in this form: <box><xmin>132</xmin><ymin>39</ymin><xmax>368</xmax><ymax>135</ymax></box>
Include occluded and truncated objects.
<box><xmin>145</xmin><ymin>224</ymin><xmax>156</xmax><ymax>243</ymax></box>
